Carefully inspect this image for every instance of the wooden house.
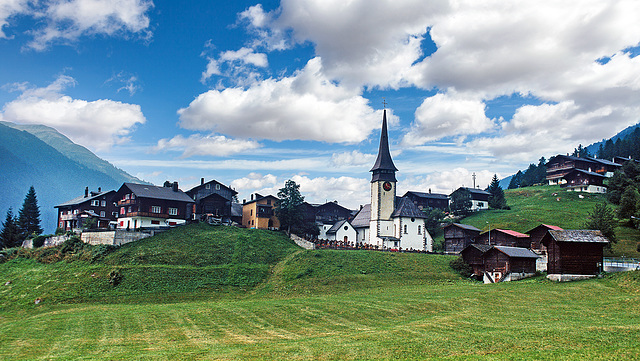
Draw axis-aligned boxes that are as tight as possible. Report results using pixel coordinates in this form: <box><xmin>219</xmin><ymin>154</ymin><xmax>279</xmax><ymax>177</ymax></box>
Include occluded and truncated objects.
<box><xmin>474</xmin><ymin>228</ymin><xmax>531</xmax><ymax>248</ymax></box>
<box><xmin>55</xmin><ymin>187</ymin><xmax>118</xmax><ymax>231</ymax></box>
<box><xmin>403</xmin><ymin>190</ymin><xmax>449</xmax><ymax>211</ymax></box>
<box><xmin>525</xmin><ymin>224</ymin><xmax>563</xmax><ymax>254</ymax></box>
<box><xmin>481</xmin><ymin>246</ymin><xmax>538</xmax><ymax>283</ymax></box>
<box><xmin>443</xmin><ymin>223</ymin><xmax>481</xmax><ymax>254</ymax></box>
<box><xmin>461</xmin><ymin>244</ymin><xmax>492</xmax><ymax>277</ymax></box>
<box><xmin>114</xmin><ymin>182</ymin><xmax>194</xmax><ymax>229</ymax></box>
<box><xmin>541</xmin><ymin>230</ymin><xmax>609</xmax><ymax>281</ymax></box>
<box><xmin>242</xmin><ymin>193</ymin><xmax>280</xmax><ymax>230</ymax></box>
<box><xmin>186</xmin><ymin>178</ymin><xmax>238</xmax><ymax>222</ymax></box>
<box><xmin>561</xmin><ymin>169</ymin><xmax>607</xmax><ymax>193</ymax></box>
<box><xmin>546</xmin><ymin>155</ymin><xmax>620</xmax><ymax>187</ymax></box>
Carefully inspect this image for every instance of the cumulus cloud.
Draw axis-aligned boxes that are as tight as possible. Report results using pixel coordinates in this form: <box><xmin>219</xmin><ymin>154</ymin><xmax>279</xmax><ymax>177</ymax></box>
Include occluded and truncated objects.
<box><xmin>401</xmin><ymin>168</ymin><xmax>497</xmax><ymax>196</ymax></box>
<box><xmin>1</xmin><ymin>0</ymin><xmax>153</xmax><ymax>50</ymax></box>
<box><xmin>330</xmin><ymin>150</ymin><xmax>376</xmax><ymax>167</ymax></box>
<box><xmin>402</xmin><ymin>92</ymin><xmax>495</xmax><ymax>146</ymax></box>
<box><xmin>153</xmin><ymin>134</ymin><xmax>261</xmax><ymax>158</ymax></box>
<box><xmin>182</xmin><ymin>57</ymin><xmax>380</xmax><ymax>143</ymax></box>
<box><xmin>1</xmin><ymin>75</ymin><xmax>146</xmax><ymax>150</ymax></box>
<box><xmin>201</xmin><ymin>47</ymin><xmax>268</xmax><ymax>84</ymax></box>
<box><xmin>105</xmin><ymin>71</ymin><xmax>142</xmax><ymax>96</ymax></box>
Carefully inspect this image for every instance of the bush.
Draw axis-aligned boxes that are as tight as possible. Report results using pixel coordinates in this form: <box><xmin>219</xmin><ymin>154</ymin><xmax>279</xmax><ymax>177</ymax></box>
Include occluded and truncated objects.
<box><xmin>60</xmin><ymin>236</ymin><xmax>84</xmax><ymax>254</ymax></box>
<box><xmin>32</xmin><ymin>235</ymin><xmax>50</xmax><ymax>248</ymax></box>
<box><xmin>109</xmin><ymin>269</ymin><xmax>123</xmax><ymax>286</ymax></box>
<box><xmin>90</xmin><ymin>244</ymin><xmax>115</xmax><ymax>263</ymax></box>
<box><xmin>449</xmin><ymin>257</ymin><xmax>473</xmax><ymax>278</ymax></box>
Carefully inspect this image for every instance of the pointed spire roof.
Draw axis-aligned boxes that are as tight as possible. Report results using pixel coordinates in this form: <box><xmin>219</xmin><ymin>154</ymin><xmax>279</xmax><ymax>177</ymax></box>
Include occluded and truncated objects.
<box><xmin>370</xmin><ymin>109</ymin><xmax>398</xmax><ymax>182</ymax></box>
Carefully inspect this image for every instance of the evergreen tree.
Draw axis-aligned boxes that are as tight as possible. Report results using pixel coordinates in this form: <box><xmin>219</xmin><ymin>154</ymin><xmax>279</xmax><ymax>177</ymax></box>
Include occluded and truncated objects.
<box><xmin>508</xmin><ymin>170</ymin><xmax>522</xmax><ymax>189</ymax></box>
<box><xmin>488</xmin><ymin>174</ymin><xmax>508</xmax><ymax>209</ymax></box>
<box><xmin>18</xmin><ymin>186</ymin><xmax>43</xmax><ymax>239</ymax></box>
<box><xmin>450</xmin><ymin>188</ymin><xmax>472</xmax><ymax>216</ymax></box>
<box><xmin>0</xmin><ymin>208</ymin><xmax>21</xmax><ymax>249</ymax></box>
<box><xmin>424</xmin><ymin>208</ymin><xmax>445</xmax><ymax>237</ymax></box>
<box><xmin>275</xmin><ymin>180</ymin><xmax>305</xmax><ymax>235</ymax></box>
<box><xmin>618</xmin><ymin>186</ymin><xmax>640</xmax><ymax>219</ymax></box>
<box><xmin>584</xmin><ymin>202</ymin><xmax>616</xmax><ymax>243</ymax></box>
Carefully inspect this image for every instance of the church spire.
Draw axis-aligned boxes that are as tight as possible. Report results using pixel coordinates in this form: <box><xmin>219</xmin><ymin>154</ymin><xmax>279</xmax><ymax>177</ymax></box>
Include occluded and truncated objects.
<box><xmin>370</xmin><ymin>109</ymin><xmax>398</xmax><ymax>182</ymax></box>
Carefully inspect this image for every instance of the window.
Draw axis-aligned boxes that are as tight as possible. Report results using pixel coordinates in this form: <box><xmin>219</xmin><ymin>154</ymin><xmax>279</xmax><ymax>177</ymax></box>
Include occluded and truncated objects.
<box><xmin>151</xmin><ymin>220</ymin><xmax>160</xmax><ymax>225</ymax></box>
<box><xmin>404</xmin><ymin>225</ymin><xmax>408</xmax><ymax>234</ymax></box>
<box><xmin>100</xmin><ymin>211</ymin><xmax>106</xmax><ymax>217</ymax></box>
<box><xmin>151</xmin><ymin>206</ymin><xmax>161</xmax><ymax>213</ymax></box>
<box><xmin>344</xmin><ymin>226</ymin><xmax>348</xmax><ymax>231</ymax></box>
<box><xmin>125</xmin><ymin>194</ymin><xmax>130</xmax><ymax>200</ymax></box>
<box><xmin>168</xmin><ymin>208</ymin><xmax>178</xmax><ymax>216</ymax></box>
<box><xmin>131</xmin><ymin>194</ymin><xmax>135</xmax><ymax>199</ymax></box>
<box><xmin>417</xmin><ymin>225</ymin><xmax>421</xmax><ymax>235</ymax></box>
<box><xmin>266</xmin><ymin>199</ymin><xmax>271</xmax><ymax>205</ymax></box>
<box><xmin>101</xmin><ymin>200</ymin><xmax>106</xmax><ymax>207</ymax></box>
<box><xmin>128</xmin><ymin>206</ymin><xmax>132</xmax><ymax>213</ymax></box>
<box><xmin>91</xmin><ymin>200</ymin><xmax>100</xmax><ymax>206</ymax></box>
<box><xmin>206</xmin><ymin>184</ymin><xmax>211</xmax><ymax>189</ymax></box>
<box><xmin>112</xmin><ymin>212</ymin><xmax>118</xmax><ymax>218</ymax></box>
<box><xmin>250</xmin><ymin>209</ymin><xmax>253</xmax><ymax>216</ymax></box>
<box><xmin>73</xmin><ymin>209</ymin><xmax>79</xmax><ymax>214</ymax></box>
<box><xmin>120</xmin><ymin>207</ymin><xmax>125</xmax><ymax>215</ymax></box>
<box><xmin>215</xmin><ymin>184</ymin><xmax>220</xmax><ymax>190</ymax></box>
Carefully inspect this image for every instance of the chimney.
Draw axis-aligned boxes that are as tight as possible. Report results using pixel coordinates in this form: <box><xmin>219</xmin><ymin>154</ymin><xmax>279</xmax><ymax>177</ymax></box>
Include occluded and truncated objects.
<box><xmin>172</xmin><ymin>182</ymin><xmax>179</xmax><ymax>192</ymax></box>
<box><xmin>98</xmin><ymin>187</ymin><xmax>101</xmax><ymax>193</ymax></box>
<box><xmin>201</xmin><ymin>178</ymin><xmax>205</xmax><ymax>185</ymax></box>
<box><xmin>429</xmin><ymin>188</ymin><xmax>432</xmax><ymax>194</ymax></box>
<box><xmin>251</xmin><ymin>194</ymin><xmax>254</xmax><ymax>201</ymax></box>
<box><xmin>84</xmin><ymin>187</ymin><xmax>89</xmax><ymax>198</ymax></box>
<box><xmin>243</xmin><ymin>199</ymin><xmax>246</xmax><ymax>204</ymax></box>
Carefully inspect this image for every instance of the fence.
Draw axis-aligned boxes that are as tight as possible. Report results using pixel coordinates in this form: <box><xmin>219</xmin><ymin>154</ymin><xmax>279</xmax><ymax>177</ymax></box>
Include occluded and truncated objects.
<box><xmin>603</xmin><ymin>257</ymin><xmax>640</xmax><ymax>272</ymax></box>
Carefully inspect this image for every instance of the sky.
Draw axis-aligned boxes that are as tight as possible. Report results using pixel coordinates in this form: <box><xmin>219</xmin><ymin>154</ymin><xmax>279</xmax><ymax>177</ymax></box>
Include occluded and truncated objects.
<box><xmin>1</xmin><ymin>0</ymin><xmax>640</xmax><ymax>210</ymax></box>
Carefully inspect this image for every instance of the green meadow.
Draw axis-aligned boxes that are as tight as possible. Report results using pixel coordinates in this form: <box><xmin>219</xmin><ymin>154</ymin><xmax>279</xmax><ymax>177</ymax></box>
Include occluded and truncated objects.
<box><xmin>1</xmin><ymin>186</ymin><xmax>639</xmax><ymax>360</ymax></box>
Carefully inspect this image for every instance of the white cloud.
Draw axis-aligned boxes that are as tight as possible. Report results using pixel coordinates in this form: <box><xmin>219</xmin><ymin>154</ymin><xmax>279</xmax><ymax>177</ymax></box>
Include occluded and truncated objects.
<box><xmin>2</xmin><ymin>0</ymin><xmax>154</xmax><ymax>50</ymax></box>
<box><xmin>290</xmin><ymin>174</ymin><xmax>369</xmax><ymax>209</ymax></box>
<box><xmin>201</xmin><ymin>47</ymin><xmax>268</xmax><ymax>84</ymax></box>
<box><xmin>181</xmin><ymin>57</ymin><xmax>380</xmax><ymax>143</ymax></box>
<box><xmin>330</xmin><ymin>150</ymin><xmax>376</xmax><ymax>167</ymax></box>
<box><xmin>400</xmin><ymin>168</ymin><xmax>496</xmax><ymax>196</ymax></box>
<box><xmin>1</xmin><ymin>75</ymin><xmax>146</xmax><ymax>151</ymax></box>
<box><xmin>153</xmin><ymin>134</ymin><xmax>260</xmax><ymax>158</ymax></box>
<box><xmin>105</xmin><ymin>71</ymin><xmax>141</xmax><ymax>96</ymax></box>
<box><xmin>402</xmin><ymin>92</ymin><xmax>495</xmax><ymax>146</ymax></box>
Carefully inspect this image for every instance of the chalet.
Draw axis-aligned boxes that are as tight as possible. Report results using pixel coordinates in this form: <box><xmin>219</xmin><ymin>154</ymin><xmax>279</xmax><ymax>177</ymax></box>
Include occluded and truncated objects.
<box><xmin>325</xmin><ymin>219</ymin><xmax>357</xmax><ymax>243</ymax></box>
<box><xmin>613</xmin><ymin>156</ymin><xmax>640</xmax><ymax>165</ymax></box>
<box><xmin>242</xmin><ymin>193</ymin><xmax>280</xmax><ymax>230</ymax></box>
<box><xmin>561</xmin><ymin>169</ymin><xmax>607</xmax><ymax>193</ymax></box>
<box><xmin>186</xmin><ymin>178</ymin><xmax>238</xmax><ymax>222</ymax></box>
<box><xmin>474</xmin><ymin>229</ymin><xmax>531</xmax><ymax>248</ymax></box>
<box><xmin>546</xmin><ymin>155</ymin><xmax>620</xmax><ymax>188</ymax></box>
<box><xmin>443</xmin><ymin>223</ymin><xmax>482</xmax><ymax>254</ymax></box>
<box><xmin>460</xmin><ymin>243</ymin><xmax>492</xmax><ymax>277</ymax></box>
<box><xmin>541</xmin><ymin>230</ymin><xmax>609</xmax><ymax>281</ymax></box>
<box><xmin>55</xmin><ymin>187</ymin><xmax>118</xmax><ymax>231</ymax></box>
<box><xmin>449</xmin><ymin>187</ymin><xmax>490</xmax><ymax>212</ymax></box>
<box><xmin>114</xmin><ymin>182</ymin><xmax>194</xmax><ymax>229</ymax></box>
<box><xmin>403</xmin><ymin>190</ymin><xmax>449</xmax><ymax>211</ymax></box>
<box><xmin>526</xmin><ymin>224</ymin><xmax>563</xmax><ymax>254</ymax></box>
<box><xmin>481</xmin><ymin>246</ymin><xmax>538</xmax><ymax>283</ymax></box>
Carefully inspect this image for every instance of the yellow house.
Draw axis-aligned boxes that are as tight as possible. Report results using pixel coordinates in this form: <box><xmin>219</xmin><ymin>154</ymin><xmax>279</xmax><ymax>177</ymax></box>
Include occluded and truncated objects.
<box><xmin>242</xmin><ymin>194</ymin><xmax>280</xmax><ymax>230</ymax></box>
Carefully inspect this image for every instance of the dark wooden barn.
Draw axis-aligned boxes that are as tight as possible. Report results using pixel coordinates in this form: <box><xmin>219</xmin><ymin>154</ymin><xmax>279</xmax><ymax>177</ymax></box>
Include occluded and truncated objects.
<box><xmin>474</xmin><ymin>228</ymin><xmax>531</xmax><ymax>248</ymax></box>
<box><xmin>482</xmin><ymin>246</ymin><xmax>538</xmax><ymax>282</ymax></box>
<box><xmin>443</xmin><ymin>223</ymin><xmax>482</xmax><ymax>254</ymax></box>
<box><xmin>541</xmin><ymin>230</ymin><xmax>609</xmax><ymax>278</ymax></box>
<box><xmin>525</xmin><ymin>224</ymin><xmax>563</xmax><ymax>254</ymax></box>
<box><xmin>461</xmin><ymin>244</ymin><xmax>492</xmax><ymax>277</ymax></box>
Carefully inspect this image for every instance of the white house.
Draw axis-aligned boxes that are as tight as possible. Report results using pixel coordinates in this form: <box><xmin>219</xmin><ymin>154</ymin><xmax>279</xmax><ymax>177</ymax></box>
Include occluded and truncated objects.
<box><xmin>325</xmin><ymin>219</ymin><xmax>357</xmax><ymax>243</ymax></box>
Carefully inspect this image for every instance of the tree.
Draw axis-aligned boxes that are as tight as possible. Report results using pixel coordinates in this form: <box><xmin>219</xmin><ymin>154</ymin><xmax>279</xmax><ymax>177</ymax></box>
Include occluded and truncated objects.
<box><xmin>584</xmin><ymin>202</ymin><xmax>617</xmax><ymax>243</ymax></box>
<box><xmin>487</xmin><ymin>174</ymin><xmax>508</xmax><ymax>210</ymax></box>
<box><xmin>450</xmin><ymin>188</ymin><xmax>472</xmax><ymax>216</ymax></box>
<box><xmin>424</xmin><ymin>208</ymin><xmax>445</xmax><ymax>237</ymax></box>
<box><xmin>618</xmin><ymin>186</ymin><xmax>640</xmax><ymax>219</ymax></box>
<box><xmin>18</xmin><ymin>186</ymin><xmax>43</xmax><ymax>239</ymax></box>
<box><xmin>275</xmin><ymin>180</ymin><xmax>305</xmax><ymax>235</ymax></box>
<box><xmin>0</xmin><ymin>208</ymin><xmax>21</xmax><ymax>249</ymax></box>
<box><xmin>508</xmin><ymin>170</ymin><xmax>522</xmax><ymax>189</ymax></box>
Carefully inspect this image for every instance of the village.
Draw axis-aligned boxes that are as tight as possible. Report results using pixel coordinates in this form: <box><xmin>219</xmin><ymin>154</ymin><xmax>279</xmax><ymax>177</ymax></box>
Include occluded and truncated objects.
<box><xmin>44</xmin><ymin>110</ymin><xmax>639</xmax><ymax>284</ymax></box>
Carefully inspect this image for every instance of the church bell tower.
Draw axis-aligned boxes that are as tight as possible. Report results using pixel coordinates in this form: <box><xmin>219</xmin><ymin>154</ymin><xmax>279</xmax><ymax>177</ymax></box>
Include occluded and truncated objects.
<box><xmin>370</xmin><ymin>109</ymin><xmax>398</xmax><ymax>242</ymax></box>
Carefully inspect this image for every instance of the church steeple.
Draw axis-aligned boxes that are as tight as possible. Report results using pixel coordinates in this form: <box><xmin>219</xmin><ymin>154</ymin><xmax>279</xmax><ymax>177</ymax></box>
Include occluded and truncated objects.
<box><xmin>370</xmin><ymin>109</ymin><xmax>398</xmax><ymax>182</ymax></box>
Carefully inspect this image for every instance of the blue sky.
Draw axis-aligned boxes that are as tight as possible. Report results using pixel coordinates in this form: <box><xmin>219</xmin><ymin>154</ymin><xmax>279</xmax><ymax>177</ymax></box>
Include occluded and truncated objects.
<box><xmin>1</xmin><ymin>0</ymin><xmax>640</xmax><ymax>209</ymax></box>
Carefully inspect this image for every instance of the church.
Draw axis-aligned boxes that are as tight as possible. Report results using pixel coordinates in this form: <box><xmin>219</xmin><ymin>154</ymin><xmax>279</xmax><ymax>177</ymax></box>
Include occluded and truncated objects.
<box><xmin>349</xmin><ymin>110</ymin><xmax>434</xmax><ymax>252</ymax></box>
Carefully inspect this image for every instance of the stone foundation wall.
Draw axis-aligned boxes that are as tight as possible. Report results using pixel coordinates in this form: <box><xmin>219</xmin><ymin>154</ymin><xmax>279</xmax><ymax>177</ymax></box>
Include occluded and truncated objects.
<box><xmin>81</xmin><ymin>230</ymin><xmax>152</xmax><ymax>246</ymax></box>
<box><xmin>290</xmin><ymin>234</ymin><xmax>315</xmax><ymax>250</ymax></box>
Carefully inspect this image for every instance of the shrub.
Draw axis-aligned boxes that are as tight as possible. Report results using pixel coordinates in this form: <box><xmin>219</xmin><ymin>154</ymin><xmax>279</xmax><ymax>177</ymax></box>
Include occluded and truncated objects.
<box><xmin>60</xmin><ymin>236</ymin><xmax>84</xmax><ymax>254</ymax></box>
<box><xmin>449</xmin><ymin>257</ymin><xmax>473</xmax><ymax>278</ymax></box>
<box><xmin>35</xmin><ymin>247</ymin><xmax>62</xmax><ymax>263</ymax></box>
<box><xmin>109</xmin><ymin>269</ymin><xmax>123</xmax><ymax>286</ymax></box>
<box><xmin>32</xmin><ymin>235</ymin><xmax>50</xmax><ymax>248</ymax></box>
<box><xmin>90</xmin><ymin>244</ymin><xmax>115</xmax><ymax>263</ymax></box>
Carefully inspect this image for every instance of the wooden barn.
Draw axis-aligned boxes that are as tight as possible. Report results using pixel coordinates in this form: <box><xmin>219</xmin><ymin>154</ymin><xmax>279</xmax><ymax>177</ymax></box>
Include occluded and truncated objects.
<box><xmin>541</xmin><ymin>230</ymin><xmax>609</xmax><ymax>281</ymax></box>
<box><xmin>474</xmin><ymin>229</ymin><xmax>531</xmax><ymax>248</ymax></box>
<box><xmin>443</xmin><ymin>223</ymin><xmax>482</xmax><ymax>254</ymax></box>
<box><xmin>460</xmin><ymin>244</ymin><xmax>492</xmax><ymax>277</ymax></box>
<box><xmin>481</xmin><ymin>246</ymin><xmax>538</xmax><ymax>283</ymax></box>
<box><xmin>525</xmin><ymin>224</ymin><xmax>563</xmax><ymax>254</ymax></box>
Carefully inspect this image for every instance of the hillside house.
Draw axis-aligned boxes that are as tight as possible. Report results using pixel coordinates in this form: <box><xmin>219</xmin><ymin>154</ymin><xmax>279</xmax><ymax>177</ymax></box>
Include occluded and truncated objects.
<box><xmin>114</xmin><ymin>182</ymin><xmax>194</xmax><ymax>229</ymax></box>
<box><xmin>443</xmin><ymin>223</ymin><xmax>482</xmax><ymax>254</ymax></box>
<box><xmin>474</xmin><ymin>229</ymin><xmax>531</xmax><ymax>248</ymax></box>
<box><xmin>403</xmin><ymin>190</ymin><xmax>449</xmax><ymax>211</ymax></box>
<box><xmin>541</xmin><ymin>230</ymin><xmax>609</xmax><ymax>281</ymax></box>
<box><xmin>546</xmin><ymin>155</ymin><xmax>620</xmax><ymax>190</ymax></box>
<box><xmin>242</xmin><ymin>194</ymin><xmax>280</xmax><ymax>230</ymax></box>
<box><xmin>482</xmin><ymin>246</ymin><xmax>539</xmax><ymax>283</ymax></box>
<box><xmin>450</xmin><ymin>187</ymin><xmax>490</xmax><ymax>212</ymax></box>
<box><xmin>55</xmin><ymin>187</ymin><xmax>117</xmax><ymax>231</ymax></box>
<box><xmin>561</xmin><ymin>169</ymin><xmax>607</xmax><ymax>193</ymax></box>
<box><xmin>186</xmin><ymin>178</ymin><xmax>238</xmax><ymax>222</ymax></box>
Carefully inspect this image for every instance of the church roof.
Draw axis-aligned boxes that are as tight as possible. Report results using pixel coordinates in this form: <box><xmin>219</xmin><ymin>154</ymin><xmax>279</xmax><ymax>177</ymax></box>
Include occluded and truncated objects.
<box><xmin>326</xmin><ymin>219</ymin><xmax>352</xmax><ymax>234</ymax></box>
<box><xmin>391</xmin><ymin>197</ymin><xmax>427</xmax><ymax>218</ymax></box>
<box><xmin>351</xmin><ymin>204</ymin><xmax>371</xmax><ymax>228</ymax></box>
<box><xmin>370</xmin><ymin>110</ymin><xmax>398</xmax><ymax>182</ymax></box>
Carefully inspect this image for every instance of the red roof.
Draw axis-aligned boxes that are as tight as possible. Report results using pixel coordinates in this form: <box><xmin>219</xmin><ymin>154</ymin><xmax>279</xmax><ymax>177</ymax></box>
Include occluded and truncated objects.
<box><xmin>541</xmin><ymin>224</ymin><xmax>563</xmax><ymax>231</ymax></box>
<box><xmin>495</xmin><ymin>229</ymin><xmax>529</xmax><ymax>238</ymax></box>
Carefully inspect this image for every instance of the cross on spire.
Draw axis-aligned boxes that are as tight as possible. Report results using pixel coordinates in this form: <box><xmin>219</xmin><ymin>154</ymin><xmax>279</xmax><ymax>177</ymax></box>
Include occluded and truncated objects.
<box><xmin>382</xmin><ymin>98</ymin><xmax>387</xmax><ymax>109</ymax></box>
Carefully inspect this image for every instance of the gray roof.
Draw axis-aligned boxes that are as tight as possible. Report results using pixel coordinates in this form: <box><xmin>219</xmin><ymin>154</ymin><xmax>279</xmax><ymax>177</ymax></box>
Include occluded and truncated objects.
<box><xmin>121</xmin><ymin>183</ymin><xmax>194</xmax><ymax>203</ymax></box>
<box><xmin>55</xmin><ymin>190</ymin><xmax>114</xmax><ymax>208</ymax></box>
<box><xmin>327</xmin><ymin>219</ymin><xmax>351</xmax><ymax>234</ymax></box>
<box><xmin>586</xmin><ymin>157</ymin><xmax>621</xmax><ymax>167</ymax></box>
<box><xmin>566</xmin><ymin>168</ymin><xmax>606</xmax><ymax>178</ymax></box>
<box><xmin>351</xmin><ymin>204</ymin><xmax>371</xmax><ymax>228</ymax></box>
<box><xmin>392</xmin><ymin>197</ymin><xmax>427</xmax><ymax>218</ymax></box>
<box><xmin>492</xmin><ymin>246</ymin><xmax>539</xmax><ymax>258</ymax></box>
<box><xmin>404</xmin><ymin>191</ymin><xmax>449</xmax><ymax>200</ymax></box>
<box><xmin>446</xmin><ymin>223</ymin><xmax>482</xmax><ymax>232</ymax></box>
<box><xmin>547</xmin><ymin>230</ymin><xmax>610</xmax><ymax>244</ymax></box>
<box><xmin>462</xmin><ymin>243</ymin><xmax>492</xmax><ymax>254</ymax></box>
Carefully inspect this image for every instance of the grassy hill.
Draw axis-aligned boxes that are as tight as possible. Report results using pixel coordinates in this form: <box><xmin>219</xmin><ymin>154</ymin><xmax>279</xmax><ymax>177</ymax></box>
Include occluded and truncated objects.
<box><xmin>1</xmin><ymin>190</ymin><xmax>640</xmax><ymax>359</ymax></box>
<box><xmin>434</xmin><ymin>185</ymin><xmax>640</xmax><ymax>258</ymax></box>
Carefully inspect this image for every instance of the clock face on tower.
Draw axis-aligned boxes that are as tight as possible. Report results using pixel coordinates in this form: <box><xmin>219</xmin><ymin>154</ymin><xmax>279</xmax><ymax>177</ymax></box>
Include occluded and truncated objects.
<box><xmin>383</xmin><ymin>181</ymin><xmax>392</xmax><ymax>191</ymax></box>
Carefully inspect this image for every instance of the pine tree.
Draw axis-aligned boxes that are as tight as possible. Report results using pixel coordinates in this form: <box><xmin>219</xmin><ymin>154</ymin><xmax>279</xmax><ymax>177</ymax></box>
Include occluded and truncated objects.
<box><xmin>488</xmin><ymin>174</ymin><xmax>508</xmax><ymax>209</ymax></box>
<box><xmin>618</xmin><ymin>186</ymin><xmax>640</xmax><ymax>219</ymax></box>
<box><xmin>508</xmin><ymin>170</ymin><xmax>522</xmax><ymax>189</ymax></box>
<box><xmin>275</xmin><ymin>180</ymin><xmax>305</xmax><ymax>235</ymax></box>
<box><xmin>585</xmin><ymin>202</ymin><xmax>616</xmax><ymax>243</ymax></box>
<box><xmin>0</xmin><ymin>208</ymin><xmax>21</xmax><ymax>249</ymax></box>
<box><xmin>18</xmin><ymin>186</ymin><xmax>43</xmax><ymax>239</ymax></box>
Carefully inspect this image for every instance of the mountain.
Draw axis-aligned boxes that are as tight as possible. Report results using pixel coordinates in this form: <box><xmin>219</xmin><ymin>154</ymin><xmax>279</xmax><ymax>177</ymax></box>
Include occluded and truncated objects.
<box><xmin>0</xmin><ymin>122</ymin><xmax>144</xmax><ymax>234</ymax></box>
<box><xmin>585</xmin><ymin>123</ymin><xmax>640</xmax><ymax>156</ymax></box>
